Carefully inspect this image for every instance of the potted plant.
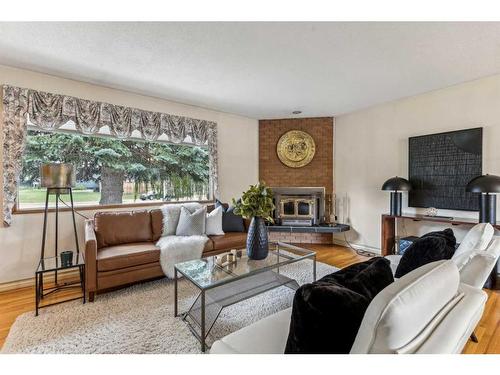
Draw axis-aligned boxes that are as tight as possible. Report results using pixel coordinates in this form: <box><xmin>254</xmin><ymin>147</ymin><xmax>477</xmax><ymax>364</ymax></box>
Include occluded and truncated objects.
<box><xmin>233</xmin><ymin>182</ymin><xmax>275</xmax><ymax>260</ymax></box>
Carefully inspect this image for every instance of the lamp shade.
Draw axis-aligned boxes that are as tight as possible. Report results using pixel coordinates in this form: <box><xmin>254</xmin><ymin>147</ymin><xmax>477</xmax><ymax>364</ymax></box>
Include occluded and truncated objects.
<box><xmin>381</xmin><ymin>177</ymin><xmax>412</xmax><ymax>191</ymax></box>
<box><xmin>466</xmin><ymin>174</ymin><xmax>500</xmax><ymax>193</ymax></box>
<box><xmin>40</xmin><ymin>163</ymin><xmax>75</xmax><ymax>188</ymax></box>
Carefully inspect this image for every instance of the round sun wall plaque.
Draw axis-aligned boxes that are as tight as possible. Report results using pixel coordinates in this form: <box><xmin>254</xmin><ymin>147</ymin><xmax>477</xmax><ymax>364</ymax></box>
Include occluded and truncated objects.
<box><xmin>276</xmin><ymin>130</ymin><xmax>316</xmax><ymax>168</ymax></box>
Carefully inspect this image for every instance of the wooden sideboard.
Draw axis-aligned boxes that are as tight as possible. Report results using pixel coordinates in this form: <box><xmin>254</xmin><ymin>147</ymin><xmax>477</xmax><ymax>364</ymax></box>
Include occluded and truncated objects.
<box><xmin>381</xmin><ymin>213</ymin><xmax>500</xmax><ymax>256</ymax></box>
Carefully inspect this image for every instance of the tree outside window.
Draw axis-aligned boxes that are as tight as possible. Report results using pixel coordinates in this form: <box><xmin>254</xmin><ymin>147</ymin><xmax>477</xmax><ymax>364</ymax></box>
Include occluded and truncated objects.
<box><xmin>19</xmin><ymin>130</ymin><xmax>210</xmax><ymax>208</ymax></box>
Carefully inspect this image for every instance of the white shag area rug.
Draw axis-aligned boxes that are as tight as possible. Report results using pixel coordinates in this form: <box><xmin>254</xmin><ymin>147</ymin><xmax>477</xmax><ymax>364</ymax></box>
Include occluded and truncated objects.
<box><xmin>2</xmin><ymin>260</ymin><xmax>336</xmax><ymax>354</ymax></box>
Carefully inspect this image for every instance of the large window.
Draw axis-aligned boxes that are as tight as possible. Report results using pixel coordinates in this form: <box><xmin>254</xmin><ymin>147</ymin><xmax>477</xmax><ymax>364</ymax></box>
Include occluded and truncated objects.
<box><xmin>18</xmin><ymin>129</ymin><xmax>211</xmax><ymax>210</ymax></box>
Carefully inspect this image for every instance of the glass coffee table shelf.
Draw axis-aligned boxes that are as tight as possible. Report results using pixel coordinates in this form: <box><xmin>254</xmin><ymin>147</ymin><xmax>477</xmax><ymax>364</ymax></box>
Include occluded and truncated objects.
<box><xmin>35</xmin><ymin>252</ymin><xmax>85</xmax><ymax>316</ymax></box>
<box><xmin>174</xmin><ymin>242</ymin><xmax>316</xmax><ymax>352</ymax></box>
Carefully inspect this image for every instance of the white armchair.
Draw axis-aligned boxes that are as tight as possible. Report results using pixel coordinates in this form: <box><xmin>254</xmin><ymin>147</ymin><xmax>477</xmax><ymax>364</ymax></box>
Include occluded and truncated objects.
<box><xmin>385</xmin><ymin>223</ymin><xmax>499</xmax><ymax>344</ymax></box>
<box><xmin>210</xmin><ymin>260</ymin><xmax>487</xmax><ymax>354</ymax></box>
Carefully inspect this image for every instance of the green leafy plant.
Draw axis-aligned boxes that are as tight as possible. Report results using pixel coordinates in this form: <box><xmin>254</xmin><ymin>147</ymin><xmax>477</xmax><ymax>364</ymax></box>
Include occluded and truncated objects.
<box><xmin>233</xmin><ymin>182</ymin><xmax>275</xmax><ymax>222</ymax></box>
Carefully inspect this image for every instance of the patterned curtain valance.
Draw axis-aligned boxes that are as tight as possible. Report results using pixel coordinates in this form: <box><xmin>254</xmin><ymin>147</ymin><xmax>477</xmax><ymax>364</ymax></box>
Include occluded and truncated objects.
<box><xmin>2</xmin><ymin>85</ymin><xmax>219</xmax><ymax>225</ymax></box>
<box><xmin>23</xmin><ymin>87</ymin><xmax>217</xmax><ymax>144</ymax></box>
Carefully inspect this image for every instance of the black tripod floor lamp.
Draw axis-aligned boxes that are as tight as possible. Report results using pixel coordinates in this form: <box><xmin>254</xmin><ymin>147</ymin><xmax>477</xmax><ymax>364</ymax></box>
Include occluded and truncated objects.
<box><xmin>40</xmin><ymin>163</ymin><xmax>80</xmax><ymax>283</ymax></box>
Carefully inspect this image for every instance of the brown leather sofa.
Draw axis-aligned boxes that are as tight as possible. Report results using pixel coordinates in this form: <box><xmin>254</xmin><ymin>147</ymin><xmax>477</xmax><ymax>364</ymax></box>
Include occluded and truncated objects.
<box><xmin>84</xmin><ymin>205</ymin><xmax>248</xmax><ymax>301</ymax></box>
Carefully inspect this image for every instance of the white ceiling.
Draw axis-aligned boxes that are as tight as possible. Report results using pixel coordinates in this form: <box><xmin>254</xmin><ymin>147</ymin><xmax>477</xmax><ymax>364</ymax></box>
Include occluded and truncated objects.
<box><xmin>1</xmin><ymin>22</ymin><xmax>500</xmax><ymax>119</ymax></box>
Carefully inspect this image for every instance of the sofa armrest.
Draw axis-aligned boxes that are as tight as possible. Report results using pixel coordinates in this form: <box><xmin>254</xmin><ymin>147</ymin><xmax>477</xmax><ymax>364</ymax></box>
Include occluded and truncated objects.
<box><xmin>210</xmin><ymin>307</ymin><xmax>292</xmax><ymax>354</ymax></box>
<box><xmin>459</xmin><ymin>252</ymin><xmax>498</xmax><ymax>289</ymax></box>
<box><xmin>452</xmin><ymin>237</ymin><xmax>500</xmax><ymax>288</ymax></box>
<box><xmin>415</xmin><ymin>283</ymin><xmax>487</xmax><ymax>353</ymax></box>
<box><xmin>84</xmin><ymin>219</ymin><xmax>98</xmax><ymax>293</ymax></box>
<box><xmin>485</xmin><ymin>237</ymin><xmax>500</xmax><ymax>259</ymax></box>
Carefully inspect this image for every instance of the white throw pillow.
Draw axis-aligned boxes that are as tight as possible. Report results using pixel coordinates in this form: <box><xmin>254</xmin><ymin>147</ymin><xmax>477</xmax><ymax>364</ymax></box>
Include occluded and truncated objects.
<box><xmin>206</xmin><ymin>206</ymin><xmax>225</xmax><ymax>235</ymax></box>
<box><xmin>160</xmin><ymin>202</ymin><xmax>202</xmax><ymax>236</ymax></box>
<box><xmin>454</xmin><ymin>223</ymin><xmax>494</xmax><ymax>257</ymax></box>
<box><xmin>176</xmin><ymin>206</ymin><xmax>207</xmax><ymax>236</ymax></box>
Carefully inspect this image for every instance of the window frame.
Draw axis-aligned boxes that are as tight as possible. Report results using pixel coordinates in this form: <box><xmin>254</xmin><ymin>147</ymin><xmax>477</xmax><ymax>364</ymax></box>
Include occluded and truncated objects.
<box><xmin>14</xmin><ymin>126</ymin><xmax>214</xmax><ymax>214</ymax></box>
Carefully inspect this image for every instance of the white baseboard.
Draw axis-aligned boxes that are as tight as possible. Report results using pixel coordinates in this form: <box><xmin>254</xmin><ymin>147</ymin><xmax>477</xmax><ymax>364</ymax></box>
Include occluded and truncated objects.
<box><xmin>0</xmin><ymin>277</ymin><xmax>34</xmax><ymax>293</ymax></box>
<box><xmin>333</xmin><ymin>238</ymin><xmax>381</xmax><ymax>255</ymax></box>
<box><xmin>0</xmin><ymin>269</ymin><xmax>79</xmax><ymax>293</ymax></box>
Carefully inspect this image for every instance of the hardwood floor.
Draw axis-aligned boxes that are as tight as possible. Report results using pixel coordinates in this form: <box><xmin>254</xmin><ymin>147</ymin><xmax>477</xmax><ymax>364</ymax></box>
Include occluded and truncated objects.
<box><xmin>0</xmin><ymin>244</ymin><xmax>498</xmax><ymax>353</ymax></box>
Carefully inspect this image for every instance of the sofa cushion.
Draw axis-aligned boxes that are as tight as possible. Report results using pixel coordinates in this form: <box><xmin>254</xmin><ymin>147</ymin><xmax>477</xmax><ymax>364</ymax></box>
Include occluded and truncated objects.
<box><xmin>318</xmin><ymin>257</ymin><xmax>395</xmax><ymax>300</ymax></box>
<box><xmin>394</xmin><ymin>232</ymin><xmax>456</xmax><ymax>278</ymax></box>
<box><xmin>160</xmin><ymin>202</ymin><xmax>203</xmax><ymax>236</ymax></box>
<box><xmin>97</xmin><ymin>242</ymin><xmax>160</xmax><ymax>272</ymax></box>
<box><xmin>285</xmin><ymin>257</ymin><xmax>394</xmax><ymax>354</ymax></box>
<box><xmin>215</xmin><ymin>200</ymin><xmax>245</xmax><ymax>232</ymax></box>
<box><xmin>394</xmin><ymin>229</ymin><xmax>456</xmax><ymax>278</ymax></box>
<box><xmin>94</xmin><ymin>210</ymin><xmax>153</xmax><ymax>248</ymax></box>
<box><xmin>206</xmin><ymin>206</ymin><xmax>225</xmax><ymax>235</ymax></box>
<box><xmin>210</xmin><ymin>232</ymin><xmax>247</xmax><ymax>250</ymax></box>
<box><xmin>176</xmin><ymin>206</ymin><xmax>207</xmax><ymax>236</ymax></box>
<box><xmin>421</xmin><ymin>228</ymin><xmax>457</xmax><ymax>250</ymax></box>
<box><xmin>150</xmin><ymin>209</ymin><xmax>163</xmax><ymax>241</ymax></box>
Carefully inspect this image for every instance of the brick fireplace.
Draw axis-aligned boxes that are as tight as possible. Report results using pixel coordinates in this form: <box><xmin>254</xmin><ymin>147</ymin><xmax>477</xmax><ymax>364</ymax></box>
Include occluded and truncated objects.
<box><xmin>259</xmin><ymin>117</ymin><xmax>335</xmax><ymax>244</ymax></box>
<box><xmin>259</xmin><ymin>117</ymin><xmax>334</xmax><ymax>193</ymax></box>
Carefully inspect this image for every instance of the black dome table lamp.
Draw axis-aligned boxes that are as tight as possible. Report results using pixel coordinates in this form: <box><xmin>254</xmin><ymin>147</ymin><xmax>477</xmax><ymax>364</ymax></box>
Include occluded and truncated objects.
<box><xmin>381</xmin><ymin>176</ymin><xmax>412</xmax><ymax>216</ymax></box>
<box><xmin>466</xmin><ymin>174</ymin><xmax>500</xmax><ymax>224</ymax></box>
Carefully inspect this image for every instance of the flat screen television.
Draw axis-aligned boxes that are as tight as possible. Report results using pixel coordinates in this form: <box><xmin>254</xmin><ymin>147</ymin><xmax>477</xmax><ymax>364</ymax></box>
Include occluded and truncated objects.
<box><xmin>408</xmin><ymin>127</ymin><xmax>482</xmax><ymax>211</ymax></box>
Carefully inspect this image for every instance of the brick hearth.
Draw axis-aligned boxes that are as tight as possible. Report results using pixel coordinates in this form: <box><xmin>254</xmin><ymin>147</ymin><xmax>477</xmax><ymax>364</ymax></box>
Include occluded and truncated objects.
<box><xmin>268</xmin><ymin>231</ymin><xmax>333</xmax><ymax>244</ymax></box>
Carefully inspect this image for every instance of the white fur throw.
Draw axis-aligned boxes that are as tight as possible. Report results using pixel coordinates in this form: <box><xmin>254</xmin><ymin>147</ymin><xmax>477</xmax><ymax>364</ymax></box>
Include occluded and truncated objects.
<box><xmin>156</xmin><ymin>235</ymin><xmax>209</xmax><ymax>278</ymax></box>
<box><xmin>160</xmin><ymin>202</ymin><xmax>202</xmax><ymax>236</ymax></box>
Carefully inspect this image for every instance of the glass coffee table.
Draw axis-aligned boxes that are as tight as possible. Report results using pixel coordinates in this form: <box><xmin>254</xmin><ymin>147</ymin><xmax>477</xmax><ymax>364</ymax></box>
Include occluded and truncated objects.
<box><xmin>174</xmin><ymin>242</ymin><xmax>316</xmax><ymax>352</ymax></box>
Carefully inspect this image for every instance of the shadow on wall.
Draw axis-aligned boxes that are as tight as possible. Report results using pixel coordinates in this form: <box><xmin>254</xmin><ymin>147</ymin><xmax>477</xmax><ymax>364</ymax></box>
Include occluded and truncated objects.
<box><xmin>335</xmin><ymin>192</ymin><xmax>361</xmax><ymax>243</ymax></box>
<box><xmin>336</xmin><ymin>192</ymin><xmax>350</xmax><ymax>225</ymax></box>
<box><xmin>344</xmin><ymin>228</ymin><xmax>361</xmax><ymax>243</ymax></box>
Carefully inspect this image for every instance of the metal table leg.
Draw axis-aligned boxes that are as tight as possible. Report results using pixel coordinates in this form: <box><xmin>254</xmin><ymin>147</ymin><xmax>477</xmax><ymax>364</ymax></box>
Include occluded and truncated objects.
<box><xmin>201</xmin><ymin>290</ymin><xmax>206</xmax><ymax>352</ymax></box>
<box><xmin>35</xmin><ymin>272</ymin><xmax>40</xmax><ymax>316</ymax></box>
<box><xmin>40</xmin><ymin>270</ymin><xmax>44</xmax><ymax>298</ymax></box>
<box><xmin>174</xmin><ymin>268</ymin><xmax>178</xmax><ymax>317</ymax></box>
<box><xmin>313</xmin><ymin>254</ymin><xmax>317</xmax><ymax>281</ymax></box>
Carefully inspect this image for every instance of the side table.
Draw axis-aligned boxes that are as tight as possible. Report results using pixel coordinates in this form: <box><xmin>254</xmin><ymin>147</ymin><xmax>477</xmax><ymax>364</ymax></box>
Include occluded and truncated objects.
<box><xmin>35</xmin><ymin>252</ymin><xmax>86</xmax><ymax>316</ymax></box>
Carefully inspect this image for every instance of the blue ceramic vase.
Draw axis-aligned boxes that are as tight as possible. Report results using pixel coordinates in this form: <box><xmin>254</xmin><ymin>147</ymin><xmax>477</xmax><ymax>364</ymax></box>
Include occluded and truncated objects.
<box><xmin>246</xmin><ymin>216</ymin><xmax>269</xmax><ymax>260</ymax></box>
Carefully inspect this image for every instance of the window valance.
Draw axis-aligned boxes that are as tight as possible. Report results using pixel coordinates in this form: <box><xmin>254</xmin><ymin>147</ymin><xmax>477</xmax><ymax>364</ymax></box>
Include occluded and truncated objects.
<box><xmin>2</xmin><ymin>85</ymin><xmax>219</xmax><ymax>225</ymax></box>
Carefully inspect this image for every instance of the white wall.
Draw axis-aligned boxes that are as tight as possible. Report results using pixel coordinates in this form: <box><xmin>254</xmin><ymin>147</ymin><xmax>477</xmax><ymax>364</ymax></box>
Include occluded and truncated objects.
<box><xmin>334</xmin><ymin>74</ymin><xmax>500</xmax><ymax>253</ymax></box>
<box><xmin>0</xmin><ymin>65</ymin><xmax>259</xmax><ymax>284</ymax></box>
